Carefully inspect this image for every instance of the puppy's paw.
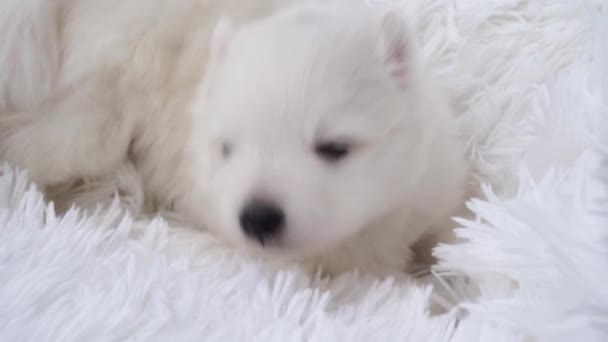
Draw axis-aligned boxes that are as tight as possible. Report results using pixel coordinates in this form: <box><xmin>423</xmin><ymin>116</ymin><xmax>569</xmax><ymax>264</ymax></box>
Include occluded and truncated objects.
<box><xmin>412</xmin><ymin>227</ymin><xmax>459</xmax><ymax>266</ymax></box>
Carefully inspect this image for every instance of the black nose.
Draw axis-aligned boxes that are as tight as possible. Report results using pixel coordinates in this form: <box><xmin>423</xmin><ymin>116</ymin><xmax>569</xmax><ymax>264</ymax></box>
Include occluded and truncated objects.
<box><xmin>239</xmin><ymin>200</ymin><xmax>285</xmax><ymax>245</ymax></box>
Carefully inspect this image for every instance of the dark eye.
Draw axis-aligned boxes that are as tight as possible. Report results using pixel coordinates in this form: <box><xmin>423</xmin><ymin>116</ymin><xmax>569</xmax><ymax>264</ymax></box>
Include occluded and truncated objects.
<box><xmin>221</xmin><ymin>142</ymin><xmax>232</xmax><ymax>159</ymax></box>
<box><xmin>315</xmin><ymin>141</ymin><xmax>350</xmax><ymax>162</ymax></box>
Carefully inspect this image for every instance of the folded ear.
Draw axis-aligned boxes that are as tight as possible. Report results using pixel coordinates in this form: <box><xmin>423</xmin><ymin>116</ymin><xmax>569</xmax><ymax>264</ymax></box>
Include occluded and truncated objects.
<box><xmin>210</xmin><ymin>17</ymin><xmax>236</xmax><ymax>63</ymax></box>
<box><xmin>376</xmin><ymin>10</ymin><xmax>412</xmax><ymax>88</ymax></box>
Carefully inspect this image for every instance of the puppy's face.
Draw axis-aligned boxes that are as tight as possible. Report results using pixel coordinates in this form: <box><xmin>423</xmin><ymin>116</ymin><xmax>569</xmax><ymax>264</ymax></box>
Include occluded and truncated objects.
<box><xmin>191</xmin><ymin>7</ymin><xmax>436</xmax><ymax>258</ymax></box>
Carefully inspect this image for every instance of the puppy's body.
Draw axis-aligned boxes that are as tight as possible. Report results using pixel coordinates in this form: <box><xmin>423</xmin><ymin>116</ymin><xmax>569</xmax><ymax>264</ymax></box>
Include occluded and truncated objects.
<box><xmin>1</xmin><ymin>0</ymin><xmax>274</xmax><ymax>207</ymax></box>
<box><xmin>1</xmin><ymin>1</ymin><xmax>469</xmax><ymax>275</ymax></box>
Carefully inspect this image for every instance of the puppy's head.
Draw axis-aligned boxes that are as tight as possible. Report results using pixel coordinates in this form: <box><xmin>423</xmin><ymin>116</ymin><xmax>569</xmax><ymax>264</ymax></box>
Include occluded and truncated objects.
<box><xmin>191</xmin><ymin>6</ymin><xmax>443</xmax><ymax>258</ymax></box>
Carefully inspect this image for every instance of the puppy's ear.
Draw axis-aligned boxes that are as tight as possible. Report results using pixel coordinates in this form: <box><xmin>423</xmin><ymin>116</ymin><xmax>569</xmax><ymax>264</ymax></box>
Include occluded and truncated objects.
<box><xmin>210</xmin><ymin>17</ymin><xmax>236</xmax><ymax>63</ymax></box>
<box><xmin>376</xmin><ymin>10</ymin><xmax>412</xmax><ymax>88</ymax></box>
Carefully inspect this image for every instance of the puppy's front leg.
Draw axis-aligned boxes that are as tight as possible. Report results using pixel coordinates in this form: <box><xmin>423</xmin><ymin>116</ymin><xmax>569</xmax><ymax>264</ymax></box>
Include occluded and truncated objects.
<box><xmin>0</xmin><ymin>76</ymin><xmax>135</xmax><ymax>186</ymax></box>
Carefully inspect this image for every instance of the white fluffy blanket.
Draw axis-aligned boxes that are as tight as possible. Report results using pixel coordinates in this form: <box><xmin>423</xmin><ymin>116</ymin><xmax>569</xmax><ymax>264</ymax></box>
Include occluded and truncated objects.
<box><xmin>1</xmin><ymin>1</ymin><xmax>607</xmax><ymax>341</ymax></box>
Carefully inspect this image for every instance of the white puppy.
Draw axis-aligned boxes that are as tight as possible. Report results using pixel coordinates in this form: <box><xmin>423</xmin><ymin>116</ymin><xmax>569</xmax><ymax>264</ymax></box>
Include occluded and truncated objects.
<box><xmin>0</xmin><ymin>1</ymin><xmax>470</xmax><ymax>275</ymax></box>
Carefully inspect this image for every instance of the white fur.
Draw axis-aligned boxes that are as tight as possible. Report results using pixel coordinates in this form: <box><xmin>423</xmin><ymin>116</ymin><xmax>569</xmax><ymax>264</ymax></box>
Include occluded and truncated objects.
<box><xmin>0</xmin><ymin>0</ymin><xmax>60</xmax><ymax>110</ymax></box>
<box><xmin>0</xmin><ymin>0</ymin><xmax>469</xmax><ymax>275</ymax></box>
<box><xmin>1</xmin><ymin>2</ymin><xmax>604</xmax><ymax>339</ymax></box>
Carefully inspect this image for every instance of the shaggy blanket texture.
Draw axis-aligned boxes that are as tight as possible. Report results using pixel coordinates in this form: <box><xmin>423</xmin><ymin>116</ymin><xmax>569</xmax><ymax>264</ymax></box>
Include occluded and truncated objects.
<box><xmin>1</xmin><ymin>0</ymin><xmax>607</xmax><ymax>341</ymax></box>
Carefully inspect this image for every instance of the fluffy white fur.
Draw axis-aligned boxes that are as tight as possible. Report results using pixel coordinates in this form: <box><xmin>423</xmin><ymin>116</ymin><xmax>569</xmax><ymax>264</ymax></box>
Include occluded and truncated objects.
<box><xmin>0</xmin><ymin>3</ymin><xmax>606</xmax><ymax>338</ymax></box>
<box><xmin>0</xmin><ymin>0</ymin><xmax>606</xmax><ymax>340</ymax></box>
<box><xmin>0</xmin><ymin>0</ymin><xmax>470</xmax><ymax>274</ymax></box>
<box><xmin>0</xmin><ymin>0</ymin><xmax>60</xmax><ymax>110</ymax></box>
